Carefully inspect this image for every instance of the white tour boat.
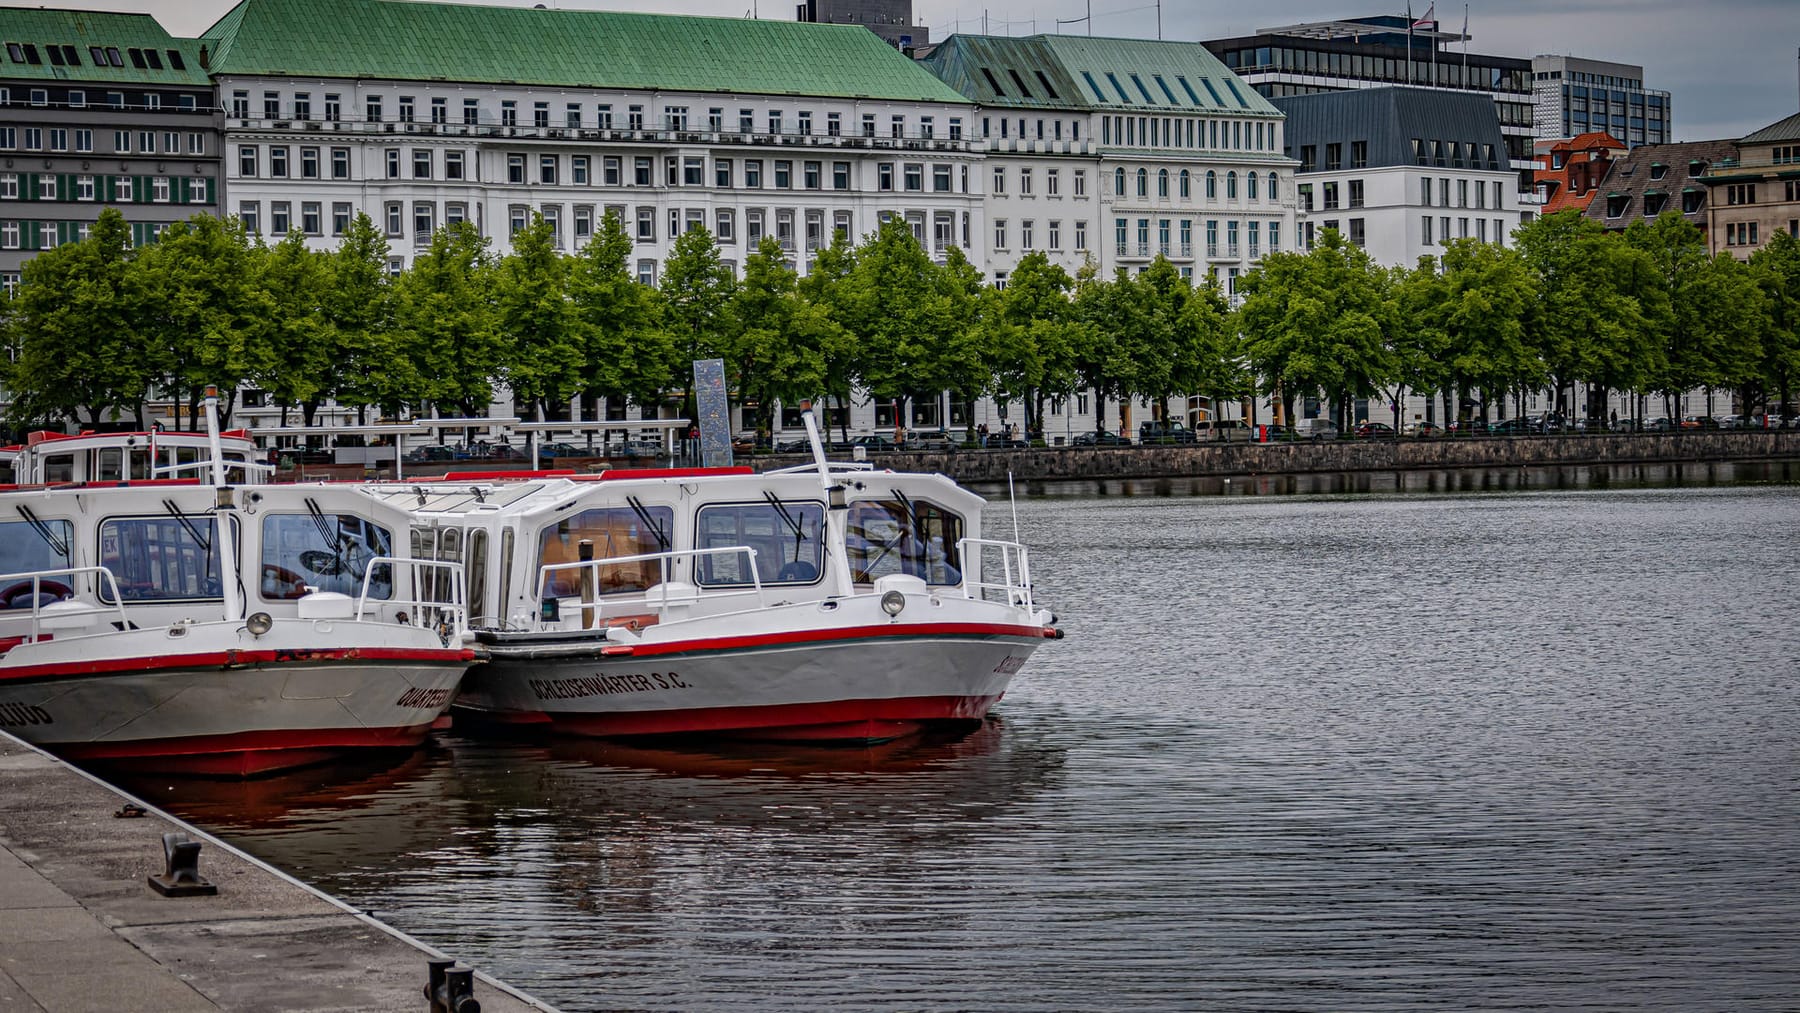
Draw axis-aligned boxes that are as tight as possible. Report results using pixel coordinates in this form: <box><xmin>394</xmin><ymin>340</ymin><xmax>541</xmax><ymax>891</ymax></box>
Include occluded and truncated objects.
<box><xmin>368</xmin><ymin>410</ymin><xmax>1059</xmax><ymax>744</ymax></box>
<box><xmin>0</xmin><ymin>393</ymin><xmax>479</xmax><ymax>776</ymax></box>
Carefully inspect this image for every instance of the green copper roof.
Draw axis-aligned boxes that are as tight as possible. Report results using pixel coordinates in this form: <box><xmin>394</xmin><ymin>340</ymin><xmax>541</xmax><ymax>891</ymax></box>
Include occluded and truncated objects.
<box><xmin>922</xmin><ymin>34</ymin><xmax>1279</xmax><ymax>116</ymax></box>
<box><xmin>203</xmin><ymin>0</ymin><xmax>971</xmax><ymax>104</ymax></box>
<box><xmin>0</xmin><ymin>7</ymin><xmax>212</xmax><ymax>86</ymax></box>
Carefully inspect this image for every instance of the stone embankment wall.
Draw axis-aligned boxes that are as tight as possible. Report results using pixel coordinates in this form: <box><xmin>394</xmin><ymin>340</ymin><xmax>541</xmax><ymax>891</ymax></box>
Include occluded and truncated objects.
<box><xmin>770</xmin><ymin>432</ymin><xmax>1800</xmax><ymax>484</ymax></box>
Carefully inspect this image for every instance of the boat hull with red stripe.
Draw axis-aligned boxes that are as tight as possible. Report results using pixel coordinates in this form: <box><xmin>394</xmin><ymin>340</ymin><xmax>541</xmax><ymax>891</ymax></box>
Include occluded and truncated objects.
<box><xmin>457</xmin><ymin>593</ymin><xmax>1054</xmax><ymax>743</ymax></box>
<box><xmin>0</xmin><ymin>620</ymin><xmax>476</xmax><ymax>776</ymax></box>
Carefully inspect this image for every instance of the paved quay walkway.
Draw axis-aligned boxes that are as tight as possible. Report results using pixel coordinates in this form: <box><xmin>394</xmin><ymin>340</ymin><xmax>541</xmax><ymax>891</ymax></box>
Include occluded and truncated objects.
<box><xmin>0</xmin><ymin>734</ymin><xmax>555</xmax><ymax>1012</ymax></box>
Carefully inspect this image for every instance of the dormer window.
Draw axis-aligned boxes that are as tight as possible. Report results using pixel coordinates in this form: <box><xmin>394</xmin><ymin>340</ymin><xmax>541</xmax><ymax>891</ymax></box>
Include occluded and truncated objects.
<box><xmin>1649</xmin><ymin>162</ymin><xmax>1666</xmax><ymax>180</ymax></box>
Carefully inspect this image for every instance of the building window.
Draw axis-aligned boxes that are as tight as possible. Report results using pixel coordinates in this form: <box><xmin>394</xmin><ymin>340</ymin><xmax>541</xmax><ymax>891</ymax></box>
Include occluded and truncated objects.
<box><xmin>238</xmin><ymin>203</ymin><xmax>259</xmax><ymax>235</ymax></box>
<box><xmin>271</xmin><ymin>200</ymin><xmax>292</xmax><ymax>234</ymax></box>
<box><xmin>301</xmin><ymin>201</ymin><xmax>321</xmax><ymax>235</ymax></box>
<box><xmin>384</xmin><ymin>202</ymin><xmax>401</xmax><ymax>236</ymax></box>
<box><xmin>332</xmin><ymin>202</ymin><xmax>351</xmax><ymax>235</ymax></box>
<box><xmin>414</xmin><ymin>149</ymin><xmax>432</xmax><ymax>179</ymax></box>
<box><xmin>239</xmin><ymin>145</ymin><xmax>258</xmax><ymax>177</ymax></box>
<box><xmin>994</xmin><ymin>219</ymin><xmax>1007</xmax><ymax>249</ymax></box>
<box><xmin>540</xmin><ymin>155</ymin><xmax>557</xmax><ymax>184</ymax></box>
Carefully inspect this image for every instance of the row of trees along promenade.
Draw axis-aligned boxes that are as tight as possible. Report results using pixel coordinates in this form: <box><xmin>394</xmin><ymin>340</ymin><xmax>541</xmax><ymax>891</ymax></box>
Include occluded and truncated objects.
<box><xmin>4</xmin><ymin>206</ymin><xmax>1798</xmax><ymax>439</ymax></box>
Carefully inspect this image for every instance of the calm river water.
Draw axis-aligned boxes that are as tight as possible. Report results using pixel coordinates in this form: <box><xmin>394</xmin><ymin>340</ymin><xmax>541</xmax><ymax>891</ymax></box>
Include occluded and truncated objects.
<box><xmin>118</xmin><ymin>473</ymin><xmax>1800</xmax><ymax>1012</ymax></box>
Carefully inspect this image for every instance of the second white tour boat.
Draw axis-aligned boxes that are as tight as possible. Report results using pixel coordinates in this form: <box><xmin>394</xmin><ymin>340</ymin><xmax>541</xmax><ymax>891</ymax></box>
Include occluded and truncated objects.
<box><xmin>370</xmin><ymin>410</ymin><xmax>1059</xmax><ymax>744</ymax></box>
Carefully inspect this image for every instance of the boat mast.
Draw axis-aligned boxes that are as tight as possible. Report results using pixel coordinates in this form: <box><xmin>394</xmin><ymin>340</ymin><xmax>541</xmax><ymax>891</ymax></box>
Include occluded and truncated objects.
<box><xmin>203</xmin><ymin>386</ymin><xmax>244</xmax><ymax>623</ymax></box>
<box><xmin>802</xmin><ymin>402</ymin><xmax>855</xmax><ymax>596</ymax></box>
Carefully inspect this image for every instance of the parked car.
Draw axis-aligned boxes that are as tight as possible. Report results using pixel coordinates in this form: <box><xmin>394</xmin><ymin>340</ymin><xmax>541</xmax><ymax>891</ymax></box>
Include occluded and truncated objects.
<box><xmin>1259</xmin><ymin>425</ymin><xmax>1304</xmax><ymax>443</ymax></box>
<box><xmin>1447</xmin><ymin>417</ymin><xmax>1487</xmax><ymax>434</ymax></box>
<box><xmin>402</xmin><ymin>444</ymin><xmax>457</xmax><ymax>464</ymax></box>
<box><xmin>1402</xmin><ymin>421</ymin><xmax>1444</xmax><ymax>438</ymax></box>
<box><xmin>1138</xmin><ymin>420</ymin><xmax>1198</xmax><ymax>444</ymax></box>
<box><xmin>1353</xmin><ymin>421</ymin><xmax>1397</xmax><ymax>439</ymax></box>
<box><xmin>835</xmin><ymin>433</ymin><xmax>899</xmax><ymax>452</ymax></box>
<box><xmin>1192</xmin><ymin>419</ymin><xmax>1253</xmax><ymax>442</ymax></box>
<box><xmin>904</xmin><ymin>428</ymin><xmax>955</xmax><ymax>451</ymax></box>
<box><xmin>1072</xmin><ymin>429</ymin><xmax>1129</xmax><ymax>446</ymax></box>
<box><xmin>1292</xmin><ymin>418</ymin><xmax>1339</xmax><ymax>441</ymax></box>
<box><xmin>1643</xmin><ymin>417</ymin><xmax>1678</xmax><ymax>432</ymax></box>
<box><xmin>1681</xmin><ymin>415</ymin><xmax>1721</xmax><ymax>429</ymax></box>
<box><xmin>537</xmin><ymin>442</ymin><xmax>589</xmax><ymax>459</ymax></box>
<box><xmin>1488</xmin><ymin>417</ymin><xmax>1537</xmax><ymax>435</ymax></box>
<box><xmin>1717</xmin><ymin>414</ymin><xmax>1747</xmax><ymax>429</ymax></box>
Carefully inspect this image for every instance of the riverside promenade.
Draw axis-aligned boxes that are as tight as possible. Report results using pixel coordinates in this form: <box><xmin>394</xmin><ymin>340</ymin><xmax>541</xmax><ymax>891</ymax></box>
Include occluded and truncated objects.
<box><xmin>0</xmin><ymin>733</ymin><xmax>554</xmax><ymax>1012</ymax></box>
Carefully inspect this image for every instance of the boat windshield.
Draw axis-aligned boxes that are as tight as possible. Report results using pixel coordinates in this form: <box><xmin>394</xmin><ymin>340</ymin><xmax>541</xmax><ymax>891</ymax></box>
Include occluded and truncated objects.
<box><xmin>846</xmin><ymin>499</ymin><xmax>963</xmax><ymax>586</ymax></box>
<box><xmin>537</xmin><ymin>505</ymin><xmax>675</xmax><ymax>598</ymax></box>
<box><xmin>0</xmin><ymin>517</ymin><xmax>74</xmax><ymax>609</ymax></box>
<box><xmin>693</xmin><ymin>500</ymin><xmax>825</xmax><ymax>586</ymax></box>
<box><xmin>98</xmin><ymin>515</ymin><xmax>235</xmax><ymax>602</ymax></box>
<box><xmin>262</xmin><ymin>513</ymin><xmax>394</xmax><ymax>600</ymax></box>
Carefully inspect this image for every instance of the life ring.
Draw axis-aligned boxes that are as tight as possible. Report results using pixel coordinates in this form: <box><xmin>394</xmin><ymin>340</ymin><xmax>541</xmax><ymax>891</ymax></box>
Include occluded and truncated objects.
<box><xmin>261</xmin><ymin>564</ymin><xmax>308</xmax><ymax>599</ymax></box>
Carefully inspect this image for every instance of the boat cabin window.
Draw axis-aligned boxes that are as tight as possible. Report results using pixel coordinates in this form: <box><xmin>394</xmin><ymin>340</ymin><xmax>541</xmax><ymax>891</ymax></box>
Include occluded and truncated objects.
<box><xmin>99</xmin><ymin>515</ymin><xmax>235</xmax><ymax>602</ymax></box>
<box><xmin>41</xmin><ymin>453</ymin><xmax>75</xmax><ymax>484</ymax></box>
<box><xmin>409</xmin><ymin>526</ymin><xmax>464</xmax><ymax>608</ymax></box>
<box><xmin>538</xmin><ymin>505</ymin><xmax>673</xmax><ymax>598</ymax></box>
<box><xmin>96</xmin><ymin>447</ymin><xmax>125</xmax><ymax>482</ymax></box>
<box><xmin>846</xmin><ymin>499</ymin><xmax>963</xmax><ymax>586</ymax></box>
<box><xmin>694</xmin><ymin>501</ymin><xmax>825</xmax><ymax>585</ymax></box>
<box><xmin>0</xmin><ymin>517</ymin><xmax>74</xmax><ymax>609</ymax></box>
<box><xmin>261</xmin><ymin>513</ymin><xmax>393</xmax><ymax>600</ymax></box>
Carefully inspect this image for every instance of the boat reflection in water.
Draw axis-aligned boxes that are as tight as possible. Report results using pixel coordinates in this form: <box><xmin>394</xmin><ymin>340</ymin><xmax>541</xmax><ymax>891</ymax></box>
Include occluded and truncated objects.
<box><xmin>130</xmin><ymin>716</ymin><xmax>1066</xmax><ymax>984</ymax></box>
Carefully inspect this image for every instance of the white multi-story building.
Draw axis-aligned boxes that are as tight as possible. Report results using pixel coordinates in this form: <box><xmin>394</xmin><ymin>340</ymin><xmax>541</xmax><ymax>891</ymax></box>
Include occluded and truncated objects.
<box><xmin>921</xmin><ymin>34</ymin><xmax>1299</xmax><ymax>297</ymax></box>
<box><xmin>1272</xmin><ymin>87</ymin><xmax>1523</xmax><ymax>265</ymax></box>
<box><xmin>205</xmin><ymin>0</ymin><xmax>983</xmax><ymax>280</ymax></box>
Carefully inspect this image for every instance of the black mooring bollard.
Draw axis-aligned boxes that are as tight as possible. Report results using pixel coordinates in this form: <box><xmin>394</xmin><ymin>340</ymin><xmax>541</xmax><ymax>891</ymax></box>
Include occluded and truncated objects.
<box><xmin>147</xmin><ymin>832</ymin><xmax>218</xmax><ymax>897</ymax></box>
<box><xmin>425</xmin><ymin>958</ymin><xmax>481</xmax><ymax>1013</ymax></box>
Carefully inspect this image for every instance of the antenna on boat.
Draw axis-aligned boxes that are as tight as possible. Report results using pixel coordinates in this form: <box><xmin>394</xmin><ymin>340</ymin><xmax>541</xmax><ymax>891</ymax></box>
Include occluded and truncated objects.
<box><xmin>1008</xmin><ymin>469</ymin><xmax>1020</xmax><ymax>544</ymax></box>
<box><xmin>802</xmin><ymin>400</ymin><xmax>856</xmax><ymax>596</ymax></box>
<box><xmin>203</xmin><ymin>386</ymin><xmax>244</xmax><ymax>624</ymax></box>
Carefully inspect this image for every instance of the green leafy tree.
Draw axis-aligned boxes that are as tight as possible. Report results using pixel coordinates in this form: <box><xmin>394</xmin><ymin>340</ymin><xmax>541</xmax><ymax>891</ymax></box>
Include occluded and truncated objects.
<box><xmin>1237</xmin><ymin>229</ymin><xmax>1391</xmax><ymax>427</ymax></box>
<box><xmin>797</xmin><ymin>231</ymin><xmax>862</xmax><ymax>441</ymax></box>
<box><xmin>1181</xmin><ymin>273</ymin><xmax>1249</xmax><ymax>436</ymax></box>
<box><xmin>133</xmin><ymin>214</ymin><xmax>270</xmax><ymax>428</ymax></box>
<box><xmin>255</xmin><ymin>230</ymin><xmax>334</xmax><ymax>426</ymax></box>
<box><xmin>729</xmin><ymin>236</ymin><xmax>837</xmax><ymax>436</ymax></box>
<box><xmin>495</xmin><ymin>213</ymin><xmax>581</xmax><ymax>421</ymax></box>
<box><xmin>1750</xmin><ymin>229</ymin><xmax>1800</xmax><ymax>412</ymax></box>
<box><xmin>1435</xmin><ymin>238</ymin><xmax>1538</xmax><ymax>423</ymax></box>
<box><xmin>568</xmin><ymin>211</ymin><xmax>676</xmax><ymax>415</ymax></box>
<box><xmin>834</xmin><ymin>218</ymin><xmax>942</xmax><ymax>435</ymax></box>
<box><xmin>394</xmin><ymin>222</ymin><xmax>500</xmax><ymax>421</ymax></box>
<box><xmin>7</xmin><ymin>208</ymin><xmax>149</xmax><ymax>427</ymax></box>
<box><xmin>1521</xmin><ymin>210</ymin><xmax>1658</xmax><ymax>419</ymax></box>
<box><xmin>660</xmin><ymin>224</ymin><xmax>736</xmax><ymax>425</ymax></box>
<box><xmin>321</xmin><ymin>214</ymin><xmax>397</xmax><ymax>423</ymax></box>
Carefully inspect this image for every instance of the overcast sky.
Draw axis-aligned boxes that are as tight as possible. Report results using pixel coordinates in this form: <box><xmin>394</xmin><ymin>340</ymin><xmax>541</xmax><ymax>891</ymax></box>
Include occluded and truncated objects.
<box><xmin>43</xmin><ymin>0</ymin><xmax>1800</xmax><ymax>140</ymax></box>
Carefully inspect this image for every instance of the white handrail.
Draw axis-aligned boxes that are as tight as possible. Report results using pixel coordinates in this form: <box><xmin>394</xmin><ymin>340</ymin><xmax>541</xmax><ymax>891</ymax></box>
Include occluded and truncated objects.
<box><xmin>357</xmin><ymin>556</ymin><xmax>469</xmax><ymax>636</ymax></box>
<box><xmin>538</xmin><ymin>545</ymin><xmax>767</xmax><ymax>623</ymax></box>
<box><xmin>956</xmin><ymin>537</ymin><xmax>1035</xmax><ymax>612</ymax></box>
<box><xmin>0</xmin><ymin>566</ymin><xmax>130</xmax><ymax>643</ymax></box>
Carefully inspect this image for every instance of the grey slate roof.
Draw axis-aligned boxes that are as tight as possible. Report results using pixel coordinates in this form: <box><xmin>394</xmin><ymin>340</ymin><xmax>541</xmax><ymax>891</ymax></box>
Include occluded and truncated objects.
<box><xmin>1583</xmin><ymin>138</ymin><xmax>1737</xmax><ymax>231</ymax></box>
<box><xmin>1271</xmin><ymin>86</ymin><xmax>1508</xmax><ymax>171</ymax></box>
<box><xmin>920</xmin><ymin>34</ymin><xmax>1279</xmax><ymax>116</ymax></box>
<box><xmin>1739</xmin><ymin>111</ymin><xmax>1800</xmax><ymax>145</ymax></box>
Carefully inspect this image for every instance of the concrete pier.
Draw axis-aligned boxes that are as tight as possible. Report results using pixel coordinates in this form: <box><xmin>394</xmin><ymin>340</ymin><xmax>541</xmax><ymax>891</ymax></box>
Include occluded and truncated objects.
<box><xmin>0</xmin><ymin>733</ymin><xmax>554</xmax><ymax>1012</ymax></box>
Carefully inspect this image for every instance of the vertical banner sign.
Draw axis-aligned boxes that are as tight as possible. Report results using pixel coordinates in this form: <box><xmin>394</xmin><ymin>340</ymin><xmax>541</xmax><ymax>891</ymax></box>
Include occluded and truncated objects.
<box><xmin>693</xmin><ymin>358</ymin><xmax>732</xmax><ymax>468</ymax></box>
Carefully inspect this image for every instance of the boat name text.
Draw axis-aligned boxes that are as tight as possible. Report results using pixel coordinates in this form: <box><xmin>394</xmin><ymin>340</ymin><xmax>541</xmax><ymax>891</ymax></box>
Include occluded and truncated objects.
<box><xmin>0</xmin><ymin>702</ymin><xmax>54</xmax><ymax>727</ymax></box>
<box><xmin>530</xmin><ymin>672</ymin><xmax>687</xmax><ymax>700</ymax></box>
<box><xmin>395</xmin><ymin>687</ymin><xmax>453</xmax><ymax>710</ymax></box>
